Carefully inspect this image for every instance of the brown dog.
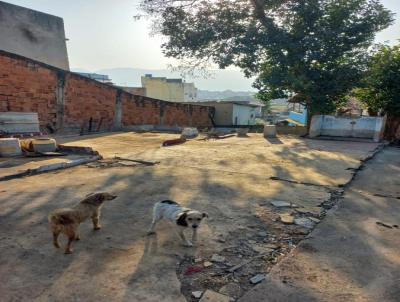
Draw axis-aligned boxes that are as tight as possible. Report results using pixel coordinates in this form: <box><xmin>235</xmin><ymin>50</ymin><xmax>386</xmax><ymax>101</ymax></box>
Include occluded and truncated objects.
<box><xmin>48</xmin><ymin>192</ymin><xmax>117</xmax><ymax>254</ymax></box>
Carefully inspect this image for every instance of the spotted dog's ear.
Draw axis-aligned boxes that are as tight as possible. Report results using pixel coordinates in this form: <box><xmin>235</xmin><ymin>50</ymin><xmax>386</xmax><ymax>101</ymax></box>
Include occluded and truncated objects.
<box><xmin>202</xmin><ymin>212</ymin><xmax>209</xmax><ymax>218</ymax></box>
<box><xmin>176</xmin><ymin>212</ymin><xmax>188</xmax><ymax>227</ymax></box>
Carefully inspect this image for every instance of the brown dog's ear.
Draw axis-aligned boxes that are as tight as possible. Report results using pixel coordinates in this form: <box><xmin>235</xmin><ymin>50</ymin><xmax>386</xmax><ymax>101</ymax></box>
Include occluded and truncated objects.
<box><xmin>82</xmin><ymin>193</ymin><xmax>104</xmax><ymax>205</ymax></box>
<box><xmin>202</xmin><ymin>212</ymin><xmax>209</xmax><ymax>218</ymax></box>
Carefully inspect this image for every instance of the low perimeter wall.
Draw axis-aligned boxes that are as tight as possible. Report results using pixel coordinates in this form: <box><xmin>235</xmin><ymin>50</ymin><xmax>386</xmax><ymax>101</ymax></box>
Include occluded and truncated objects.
<box><xmin>309</xmin><ymin>115</ymin><xmax>386</xmax><ymax>142</ymax></box>
<box><xmin>0</xmin><ymin>50</ymin><xmax>212</xmax><ymax>133</ymax></box>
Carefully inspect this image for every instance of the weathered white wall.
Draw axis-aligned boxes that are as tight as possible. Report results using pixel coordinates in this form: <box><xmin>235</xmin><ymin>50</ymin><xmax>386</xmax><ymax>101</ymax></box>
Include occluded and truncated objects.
<box><xmin>310</xmin><ymin>115</ymin><xmax>386</xmax><ymax>142</ymax></box>
<box><xmin>0</xmin><ymin>1</ymin><xmax>69</xmax><ymax>70</ymax></box>
<box><xmin>183</xmin><ymin>83</ymin><xmax>197</xmax><ymax>102</ymax></box>
<box><xmin>232</xmin><ymin>104</ymin><xmax>257</xmax><ymax>125</ymax></box>
<box><xmin>213</xmin><ymin>103</ymin><xmax>233</xmax><ymax>125</ymax></box>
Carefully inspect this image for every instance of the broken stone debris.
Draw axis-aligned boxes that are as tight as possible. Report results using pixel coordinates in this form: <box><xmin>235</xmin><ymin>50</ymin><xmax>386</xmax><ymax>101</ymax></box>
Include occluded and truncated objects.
<box><xmin>211</xmin><ymin>254</ymin><xmax>226</xmax><ymax>263</ymax></box>
<box><xmin>279</xmin><ymin>213</ymin><xmax>294</xmax><ymax>224</ymax></box>
<box><xmin>251</xmin><ymin>244</ymin><xmax>275</xmax><ymax>254</ymax></box>
<box><xmin>294</xmin><ymin>217</ymin><xmax>315</xmax><ymax>229</ymax></box>
<box><xmin>308</xmin><ymin>217</ymin><xmax>321</xmax><ymax>223</ymax></box>
<box><xmin>295</xmin><ymin>206</ymin><xmax>321</xmax><ymax>216</ymax></box>
<box><xmin>219</xmin><ymin>283</ymin><xmax>242</xmax><ymax>298</ymax></box>
<box><xmin>271</xmin><ymin>200</ymin><xmax>297</xmax><ymax>208</ymax></box>
<box><xmin>203</xmin><ymin>261</ymin><xmax>213</xmax><ymax>267</ymax></box>
<box><xmin>199</xmin><ymin>290</ymin><xmax>231</xmax><ymax>302</ymax></box>
<box><xmin>250</xmin><ymin>274</ymin><xmax>266</xmax><ymax>284</ymax></box>
<box><xmin>257</xmin><ymin>231</ymin><xmax>267</xmax><ymax>237</ymax></box>
<box><xmin>192</xmin><ymin>291</ymin><xmax>203</xmax><ymax>299</ymax></box>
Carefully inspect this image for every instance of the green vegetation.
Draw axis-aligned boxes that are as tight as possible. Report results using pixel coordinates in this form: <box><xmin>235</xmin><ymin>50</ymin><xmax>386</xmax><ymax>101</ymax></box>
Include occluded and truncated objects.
<box><xmin>353</xmin><ymin>44</ymin><xmax>400</xmax><ymax>117</ymax></box>
<box><xmin>140</xmin><ymin>0</ymin><xmax>393</xmax><ymax>128</ymax></box>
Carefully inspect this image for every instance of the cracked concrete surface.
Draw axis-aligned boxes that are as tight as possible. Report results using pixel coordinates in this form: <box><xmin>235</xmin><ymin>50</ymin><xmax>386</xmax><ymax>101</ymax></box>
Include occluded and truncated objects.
<box><xmin>0</xmin><ymin>133</ymin><xmax>381</xmax><ymax>301</ymax></box>
<box><xmin>239</xmin><ymin>147</ymin><xmax>400</xmax><ymax>302</ymax></box>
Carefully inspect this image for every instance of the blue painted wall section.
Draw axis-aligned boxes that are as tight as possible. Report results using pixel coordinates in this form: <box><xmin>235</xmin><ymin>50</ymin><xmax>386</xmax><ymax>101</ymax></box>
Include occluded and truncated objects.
<box><xmin>289</xmin><ymin>110</ymin><xmax>307</xmax><ymax>125</ymax></box>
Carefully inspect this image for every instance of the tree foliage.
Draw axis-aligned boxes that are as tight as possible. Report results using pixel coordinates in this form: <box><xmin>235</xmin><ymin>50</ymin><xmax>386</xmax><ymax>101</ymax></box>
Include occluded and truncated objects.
<box><xmin>353</xmin><ymin>44</ymin><xmax>400</xmax><ymax>116</ymax></box>
<box><xmin>140</xmin><ymin>0</ymin><xmax>393</xmax><ymax>117</ymax></box>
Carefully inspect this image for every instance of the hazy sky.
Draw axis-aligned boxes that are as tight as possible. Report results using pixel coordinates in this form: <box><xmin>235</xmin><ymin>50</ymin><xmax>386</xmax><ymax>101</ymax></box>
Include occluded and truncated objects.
<box><xmin>4</xmin><ymin>0</ymin><xmax>400</xmax><ymax>89</ymax></box>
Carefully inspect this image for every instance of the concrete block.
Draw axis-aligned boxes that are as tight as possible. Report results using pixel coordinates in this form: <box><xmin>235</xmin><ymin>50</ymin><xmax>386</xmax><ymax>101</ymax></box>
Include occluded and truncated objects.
<box><xmin>373</xmin><ymin>116</ymin><xmax>386</xmax><ymax>142</ymax></box>
<box><xmin>309</xmin><ymin>115</ymin><xmax>323</xmax><ymax>138</ymax></box>
<box><xmin>181</xmin><ymin>127</ymin><xmax>199</xmax><ymax>138</ymax></box>
<box><xmin>263</xmin><ymin>125</ymin><xmax>277</xmax><ymax>138</ymax></box>
<box><xmin>250</xmin><ymin>274</ymin><xmax>266</xmax><ymax>284</ymax></box>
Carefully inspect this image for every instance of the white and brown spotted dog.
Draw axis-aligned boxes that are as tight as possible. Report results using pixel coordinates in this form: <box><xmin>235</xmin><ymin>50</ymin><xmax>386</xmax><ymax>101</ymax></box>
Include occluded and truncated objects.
<box><xmin>147</xmin><ymin>200</ymin><xmax>208</xmax><ymax>247</ymax></box>
<box><xmin>48</xmin><ymin>192</ymin><xmax>117</xmax><ymax>254</ymax></box>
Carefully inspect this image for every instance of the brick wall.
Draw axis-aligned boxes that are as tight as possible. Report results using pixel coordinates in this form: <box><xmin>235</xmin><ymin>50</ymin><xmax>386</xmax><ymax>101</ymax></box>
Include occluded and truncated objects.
<box><xmin>0</xmin><ymin>54</ymin><xmax>58</xmax><ymax>128</ymax></box>
<box><xmin>121</xmin><ymin>93</ymin><xmax>161</xmax><ymax>125</ymax></box>
<box><xmin>0</xmin><ymin>50</ymin><xmax>212</xmax><ymax>133</ymax></box>
<box><xmin>64</xmin><ymin>74</ymin><xmax>117</xmax><ymax>130</ymax></box>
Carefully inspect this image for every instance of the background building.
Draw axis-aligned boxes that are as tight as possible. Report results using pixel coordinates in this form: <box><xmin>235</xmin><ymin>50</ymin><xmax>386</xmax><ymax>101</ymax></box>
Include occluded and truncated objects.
<box><xmin>0</xmin><ymin>1</ymin><xmax>69</xmax><ymax>70</ymax></box>
<box><xmin>76</xmin><ymin>72</ymin><xmax>113</xmax><ymax>84</ymax></box>
<box><xmin>141</xmin><ymin>74</ymin><xmax>197</xmax><ymax>102</ymax></box>
<box><xmin>187</xmin><ymin>100</ymin><xmax>261</xmax><ymax>126</ymax></box>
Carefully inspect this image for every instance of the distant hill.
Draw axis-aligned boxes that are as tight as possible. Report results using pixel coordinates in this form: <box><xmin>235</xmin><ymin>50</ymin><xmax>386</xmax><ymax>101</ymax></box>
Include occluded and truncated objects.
<box><xmin>71</xmin><ymin>67</ymin><xmax>256</xmax><ymax>91</ymax></box>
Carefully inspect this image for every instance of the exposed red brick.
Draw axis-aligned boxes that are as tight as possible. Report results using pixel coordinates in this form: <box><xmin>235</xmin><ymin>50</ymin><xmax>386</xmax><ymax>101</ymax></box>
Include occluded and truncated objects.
<box><xmin>0</xmin><ymin>51</ymin><xmax>212</xmax><ymax>132</ymax></box>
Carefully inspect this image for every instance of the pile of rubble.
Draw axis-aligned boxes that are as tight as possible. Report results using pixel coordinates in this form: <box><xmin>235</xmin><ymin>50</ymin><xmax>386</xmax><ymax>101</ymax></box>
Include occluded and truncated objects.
<box><xmin>176</xmin><ymin>194</ymin><xmax>341</xmax><ymax>301</ymax></box>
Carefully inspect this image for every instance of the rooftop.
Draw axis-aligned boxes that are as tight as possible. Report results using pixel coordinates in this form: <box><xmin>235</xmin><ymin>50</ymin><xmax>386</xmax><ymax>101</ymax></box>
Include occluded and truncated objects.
<box><xmin>0</xmin><ymin>132</ymin><xmax>382</xmax><ymax>301</ymax></box>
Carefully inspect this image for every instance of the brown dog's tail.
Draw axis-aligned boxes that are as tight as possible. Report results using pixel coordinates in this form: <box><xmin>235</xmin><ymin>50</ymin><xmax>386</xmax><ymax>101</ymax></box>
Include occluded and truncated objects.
<box><xmin>49</xmin><ymin>213</ymin><xmax>74</xmax><ymax>225</ymax></box>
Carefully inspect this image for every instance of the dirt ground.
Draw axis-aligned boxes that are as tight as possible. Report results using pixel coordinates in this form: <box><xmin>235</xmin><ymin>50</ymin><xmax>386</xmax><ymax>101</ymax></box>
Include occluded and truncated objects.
<box><xmin>0</xmin><ymin>132</ymin><xmax>381</xmax><ymax>302</ymax></box>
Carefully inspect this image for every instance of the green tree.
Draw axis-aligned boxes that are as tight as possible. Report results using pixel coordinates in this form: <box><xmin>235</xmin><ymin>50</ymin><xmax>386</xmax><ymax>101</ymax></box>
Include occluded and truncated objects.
<box><xmin>353</xmin><ymin>44</ymin><xmax>400</xmax><ymax>116</ymax></box>
<box><xmin>140</xmin><ymin>0</ymin><xmax>393</xmax><ymax>127</ymax></box>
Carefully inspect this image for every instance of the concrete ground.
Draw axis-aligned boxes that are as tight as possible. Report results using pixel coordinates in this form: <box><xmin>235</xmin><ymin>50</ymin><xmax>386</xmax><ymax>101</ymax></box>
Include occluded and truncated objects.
<box><xmin>239</xmin><ymin>146</ymin><xmax>400</xmax><ymax>302</ymax></box>
<box><xmin>0</xmin><ymin>132</ymin><xmax>383</xmax><ymax>302</ymax></box>
<box><xmin>0</xmin><ymin>154</ymin><xmax>93</xmax><ymax>180</ymax></box>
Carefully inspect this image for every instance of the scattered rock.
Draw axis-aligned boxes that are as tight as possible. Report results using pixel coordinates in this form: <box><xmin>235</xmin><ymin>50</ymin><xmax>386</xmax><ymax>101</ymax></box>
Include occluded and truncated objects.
<box><xmin>250</xmin><ymin>274</ymin><xmax>266</xmax><ymax>284</ymax></box>
<box><xmin>294</xmin><ymin>217</ymin><xmax>315</xmax><ymax>229</ymax></box>
<box><xmin>248</xmin><ymin>240</ymin><xmax>257</xmax><ymax>244</ymax></box>
<box><xmin>257</xmin><ymin>231</ymin><xmax>268</xmax><ymax>237</ymax></box>
<box><xmin>308</xmin><ymin>217</ymin><xmax>321</xmax><ymax>223</ymax></box>
<box><xmin>204</xmin><ymin>261</ymin><xmax>213</xmax><ymax>267</ymax></box>
<box><xmin>271</xmin><ymin>200</ymin><xmax>295</xmax><ymax>208</ymax></box>
<box><xmin>194</xmin><ymin>258</ymin><xmax>203</xmax><ymax>263</ymax></box>
<box><xmin>263</xmin><ymin>243</ymin><xmax>278</xmax><ymax>249</ymax></box>
<box><xmin>289</xmin><ymin>227</ymin><xmax>310</xmax><ymax>235</ymax></box>
<box><xmin>247</xmin><ymin>224</ymin><xmax>258</xmax><ymax>229</ymax></box>
<box><xmin>216</xmin><ymin>234</ymin><xmax>226</xmax><ymax>243</ymax></box>
<box><xmin>199</xmin><ymin>290</ymin><xmax>231</xmax><ymax>302</ymax></box>
<box><xmin>211</xmin><ymin>254</ymin><xmax>226</xmax><ymax>263</ymax></box>
<box><xmin>296</xmin><ymin>207</ymin><xmax>321</xmax><ymax>216</ymax></box>
<box><xmin>192</xmin><ymin>291</ymin><xmax>203</xmax><ymax>299</ymax></box>
<box><xmin>251</xmin><ymin>244</ymin><xmax>275</xmax><ymax>254</ymax></box>
<box><xmin>279</xmin><ymin>213</ymin><xmax>294</xmax><ymax>224</ymax></box>
<box><xmin>219</xmin><ymin>283</ymin><xmax>242</xmax><ymax>298</ymax></box>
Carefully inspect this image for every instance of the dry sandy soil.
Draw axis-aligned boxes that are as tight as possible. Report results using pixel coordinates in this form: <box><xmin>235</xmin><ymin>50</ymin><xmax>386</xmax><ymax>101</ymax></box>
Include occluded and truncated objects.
<box><xmin>0</xmin><ymin>132</ymin><xmax>381</xmax><ymax>302</ymax></box>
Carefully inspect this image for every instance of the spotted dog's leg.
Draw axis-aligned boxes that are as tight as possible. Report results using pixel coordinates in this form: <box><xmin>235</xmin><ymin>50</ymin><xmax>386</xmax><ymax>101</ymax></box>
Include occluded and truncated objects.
<box><xmin>192</xmin><ymin>228</ymin><xmax>198</xmax><ymax>245</ymax></box>
<box><xmin>147</xmin><ymin>204</ymin><xmax>162</xmax><ymax>235</ymax></box>
<box><xmin>178</xmin><ymin>228</ymin><xmax>192</xmax><ymax>247</ymax></box>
